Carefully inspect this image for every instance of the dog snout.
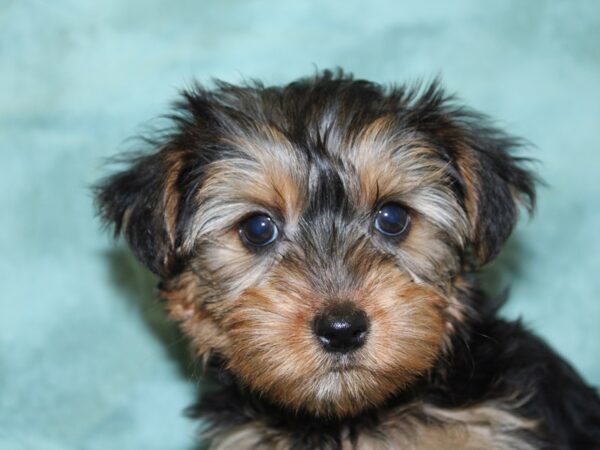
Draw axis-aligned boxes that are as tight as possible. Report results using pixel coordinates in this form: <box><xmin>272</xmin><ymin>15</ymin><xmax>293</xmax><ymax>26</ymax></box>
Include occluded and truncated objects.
<box><xmin>312</xmin><ymin>303</ymin><xmax>369</xmax><ymax>353</ymax></box>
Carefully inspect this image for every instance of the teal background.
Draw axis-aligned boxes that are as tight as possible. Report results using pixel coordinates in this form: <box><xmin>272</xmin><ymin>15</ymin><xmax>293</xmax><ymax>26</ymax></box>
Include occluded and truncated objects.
<box><xmin>1</xmin><ymin>1</ymin><xmax>599</xmax><ymax>448</ymax></box>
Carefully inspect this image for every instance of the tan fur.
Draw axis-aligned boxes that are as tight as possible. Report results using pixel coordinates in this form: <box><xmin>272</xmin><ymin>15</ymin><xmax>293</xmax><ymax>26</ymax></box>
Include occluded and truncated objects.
<box><xmin>162</xmin><ymin>272</ymin><xmax>230</xmax><ymax>359</ymax></box>
<box><xmin>163</xmin><ymin>261</ymin><xmax>448</xmax><ymax>417</ymax></box>
<box><xmin>453</xmin><ymin>144</ymin><xmax>481</xmax><ymax>237</ymax></box>
<box><xmin>348</xmin><ymin>117</ymin><xmax>468</xmax><ymax>244</ymax></box>
<box><xmin>354</xmin><ymin>401</ymin><xmax>537</xmax><ymax>450</ymax></box>
<box><xmin>205</xmin><ymin>422</ymin><xmax>291</xmax><ymax>450</ymax></box>
<box><xmin>205</xmin><ymin>401</ymin><xmax>536</xmax><ymax>450</ymax></box>
<box><xmin>182</xmin><ymin>133</ymin><xmax>307</xmax><ymax>251</ymax></box>
<box><xmin>162</xmin><ymin>152</ymin><xmax>184</xmax><ymax>248</ymax></box>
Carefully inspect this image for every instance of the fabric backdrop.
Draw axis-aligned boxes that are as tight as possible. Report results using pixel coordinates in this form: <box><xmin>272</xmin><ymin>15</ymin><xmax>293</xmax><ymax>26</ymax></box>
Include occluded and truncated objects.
<box><xmin>1</xmin><ymin>1</ymin><xmax>598</xmax><ymax>448</ymax></box>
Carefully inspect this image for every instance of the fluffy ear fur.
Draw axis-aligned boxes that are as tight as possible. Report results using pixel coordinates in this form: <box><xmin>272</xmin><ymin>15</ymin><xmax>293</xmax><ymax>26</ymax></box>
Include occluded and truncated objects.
<box><xmin>95</xmin><ymin>86</ymin><xmax>228</xmax><ymax>276</ymax></box>
<box><xmin>404</xmin><ymin>84</ymin><xmax>537</xmax><ymax>264</ymax></box>
<box><xmin>458</xmin><ymin>120</ymin><xmax>537</xmax><ymax>264</ymax></box>
<box><xmin>95</xmin><ymin>148</ymin><xmax>185</xmax><ymax>276</ymax></box>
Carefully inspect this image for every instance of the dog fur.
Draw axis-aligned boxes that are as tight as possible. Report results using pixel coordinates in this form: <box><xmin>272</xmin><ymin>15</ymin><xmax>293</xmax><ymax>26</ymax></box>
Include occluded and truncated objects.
<box><xmin>96</xmin><ymin>70</ymin><xmax>600</xmax><ymax>449</ymax></box>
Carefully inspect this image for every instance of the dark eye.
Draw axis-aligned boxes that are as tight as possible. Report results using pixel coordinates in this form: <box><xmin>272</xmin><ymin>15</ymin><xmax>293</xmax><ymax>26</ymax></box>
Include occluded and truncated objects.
<box><xmin>374</xmin><ymin>203</ymin><xmax>410</xmax><ymax>237</ymax></box>
<box><xmin>239</xmin><ymin>214</ymin><xmax>279</xmax><ymax>247</ymax></box>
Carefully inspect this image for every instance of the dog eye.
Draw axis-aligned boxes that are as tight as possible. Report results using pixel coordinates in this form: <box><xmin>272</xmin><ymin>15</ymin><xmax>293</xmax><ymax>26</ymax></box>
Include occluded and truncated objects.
<box><xmin>239</xmin><ymin>214</ymin><xmax>279</xmax><ymax>247</ymax></box>
<box><xmin>374</xmin><ymin>203</ymin><xmax>410</xmax><ymax>237</ymax></box>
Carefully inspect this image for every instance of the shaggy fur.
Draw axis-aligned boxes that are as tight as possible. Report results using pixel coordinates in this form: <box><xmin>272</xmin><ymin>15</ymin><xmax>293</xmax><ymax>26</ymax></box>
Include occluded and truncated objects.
<box><xmin>96</xmin><ymin>70</ymin><xmax>600</xmax><ymax>449</ymax></box>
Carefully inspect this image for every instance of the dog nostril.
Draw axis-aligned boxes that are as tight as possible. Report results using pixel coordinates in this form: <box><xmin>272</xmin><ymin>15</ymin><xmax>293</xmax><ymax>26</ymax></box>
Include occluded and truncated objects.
<box><xmin>312</xmin><ymin>304</ymin><xmax>369</xmax><ymax>353</ymax></box>
<box><xmin>352</xmin><ymin>329</ymin><xmax>366</xmax><ymax>339</ymax></box>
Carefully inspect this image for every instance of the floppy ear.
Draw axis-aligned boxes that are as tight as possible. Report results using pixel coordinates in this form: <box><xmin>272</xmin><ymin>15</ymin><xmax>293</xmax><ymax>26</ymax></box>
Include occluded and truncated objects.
<box><xmin>406</xmin><ymin>83</ymin><xmax>536</xmax><ymax>264</ymax></box>
<box><xmin>452</xmin><ymin>117</ymin><xmax>537</xmax><ymax>264</ymax></box>
<box><xmin>95</xmin><ymin>84</ymin><xmax>228</xmax><ymax>276</ymax></box>
<box><xmin>95</xmin><ymin>147</ymin><xmax>186</xmax><ymax>277</ymax></box>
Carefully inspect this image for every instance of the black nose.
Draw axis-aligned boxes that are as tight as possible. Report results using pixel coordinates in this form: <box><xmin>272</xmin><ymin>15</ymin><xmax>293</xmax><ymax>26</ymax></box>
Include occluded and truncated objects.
<box><xmin>312</xmin><ymin>304</ymin><xmax>369</xmax><ymax>353</ymax></box>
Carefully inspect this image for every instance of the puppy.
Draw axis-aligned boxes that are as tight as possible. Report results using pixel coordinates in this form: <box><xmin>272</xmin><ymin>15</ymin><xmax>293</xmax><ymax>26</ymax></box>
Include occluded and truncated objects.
<box><xmin>96</xmin><ymin>71</ymin><xmax>600</xmax><ymax>449</ymax></box>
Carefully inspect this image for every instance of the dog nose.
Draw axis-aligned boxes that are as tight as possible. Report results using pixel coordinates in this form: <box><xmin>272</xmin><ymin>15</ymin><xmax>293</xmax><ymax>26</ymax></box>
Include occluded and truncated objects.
<box><xmin>312</xmin><ymin>304</ymin><xmax>369</xmax><ymax>353</ymax></box>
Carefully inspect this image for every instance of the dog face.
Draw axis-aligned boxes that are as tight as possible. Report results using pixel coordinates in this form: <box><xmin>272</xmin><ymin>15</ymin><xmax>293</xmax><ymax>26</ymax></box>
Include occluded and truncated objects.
<box><xmin>96</xmin><ymin>71</ymin><xmax>535</xmax><ymax>417</ymax></box>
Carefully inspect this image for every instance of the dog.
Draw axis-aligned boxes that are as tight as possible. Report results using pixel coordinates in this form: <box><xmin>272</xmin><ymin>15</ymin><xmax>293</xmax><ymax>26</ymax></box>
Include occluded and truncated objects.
<box><xmin>96</xmin><ymin>70</ymin><xmax>600</xmax><ymax>449</ymax></box>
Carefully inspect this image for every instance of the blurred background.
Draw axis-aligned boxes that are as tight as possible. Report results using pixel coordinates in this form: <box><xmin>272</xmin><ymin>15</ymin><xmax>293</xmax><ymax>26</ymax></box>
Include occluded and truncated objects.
<box><xmin>1</xmin><ymin>1</ymin><xmax>599</xmax><ymax>448</ymax></box>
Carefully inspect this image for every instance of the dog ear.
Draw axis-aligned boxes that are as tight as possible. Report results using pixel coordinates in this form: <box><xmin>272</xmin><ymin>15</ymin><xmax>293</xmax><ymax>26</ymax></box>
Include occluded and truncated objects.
<box><xmin>448</xmin><ymin>116</ymin><xmax>537</xmax><ymax>265</ymax></box>
<box><xmin>95</xmin><ymin>85</ymin><xmax>227</xmax><ymax>277</ymax></box>
<box><xmin>407</xmin><ymin>84</ymin><xmax>536</xmax><ymax>265</ymax></box>
<box><xmin>95</xmin><ymin>148</ymin><xmax>187</xmax><ymax>277</ymax></box>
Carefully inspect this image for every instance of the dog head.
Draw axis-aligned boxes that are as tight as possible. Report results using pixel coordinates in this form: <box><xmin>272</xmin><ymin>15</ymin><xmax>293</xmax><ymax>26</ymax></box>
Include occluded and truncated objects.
<box><xmin>96</xmin><ymin>71</ymin><xmax>535</xmax><ymax>417</ymax></box>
